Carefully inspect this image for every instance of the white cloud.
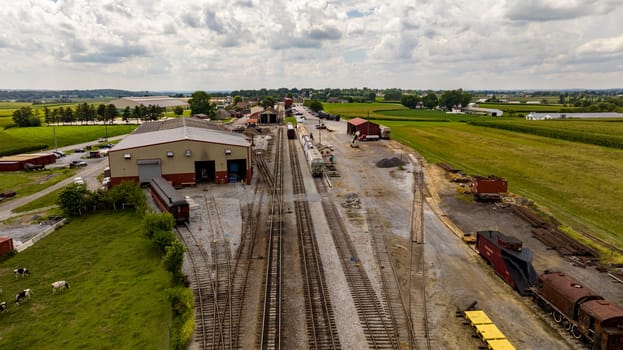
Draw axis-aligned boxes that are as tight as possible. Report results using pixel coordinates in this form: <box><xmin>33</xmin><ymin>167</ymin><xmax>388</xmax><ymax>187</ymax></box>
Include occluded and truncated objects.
<box><xmin>0</xmin><ymin>0</ymin><xmax>621</xmax><ymax>90</ymax></box>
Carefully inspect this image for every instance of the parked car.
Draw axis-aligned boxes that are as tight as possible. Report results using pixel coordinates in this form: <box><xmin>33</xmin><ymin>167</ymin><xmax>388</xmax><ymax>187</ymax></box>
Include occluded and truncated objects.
<box><xmin>52</xmin><ymin>151</ymin><xmax>66</xmax><ymax>158</ymax></box>
<box><xmin>70</xmin><ymin>160</ymin><xmax>88</xmax><ymax>168</ymax></box>
<box><xmin>73</xmin><ymin>148</ymin><xmax>85</xmax><ymax>153</ymax></box>
<box><xmin>73</xmin><ymin>177</ymin><xmax>84</xmax><ymax>186</ymax></box>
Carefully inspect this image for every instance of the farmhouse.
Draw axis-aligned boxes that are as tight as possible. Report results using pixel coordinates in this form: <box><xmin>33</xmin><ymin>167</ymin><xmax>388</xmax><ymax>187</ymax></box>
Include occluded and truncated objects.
<box><xmin>109</xmin><ymin>96</ymin><xmax>188</xmax><ymax>109</ymax></box>
<box><xmin>107</xmin><ymin>117</ymin><xmax>252</xmax><ymax>187</ymax></box>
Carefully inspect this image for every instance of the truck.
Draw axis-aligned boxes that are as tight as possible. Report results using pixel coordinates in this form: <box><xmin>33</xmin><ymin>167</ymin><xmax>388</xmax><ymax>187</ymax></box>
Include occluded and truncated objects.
<box><xmin>380</xmin><ymin>125</ymin><xmax>391</xmax><ymax>139</ymax></box>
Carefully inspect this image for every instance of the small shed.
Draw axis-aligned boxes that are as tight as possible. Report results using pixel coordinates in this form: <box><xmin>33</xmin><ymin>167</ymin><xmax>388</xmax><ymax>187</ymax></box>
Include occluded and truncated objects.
<box><xmin>259</xmin><ymin>109</ymin><xmax>278</xmax><ymax>124</ymax></box>
<box><xmin>0</xmin><ymin>237</ymin><xmax>14</xmax><ymax>256</ymax></box>
<box><xmin>347</xmin><ymin>117</ymin><xmax>380</xmax><ymax>137</ymax></box>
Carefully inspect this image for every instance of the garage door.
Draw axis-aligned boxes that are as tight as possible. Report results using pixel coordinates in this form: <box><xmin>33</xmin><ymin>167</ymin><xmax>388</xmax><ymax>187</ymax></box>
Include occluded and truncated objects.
<box><xmin>137</xmin><ymin>159</ymin><xmax>161</xmax><ymax>184</ymax></box>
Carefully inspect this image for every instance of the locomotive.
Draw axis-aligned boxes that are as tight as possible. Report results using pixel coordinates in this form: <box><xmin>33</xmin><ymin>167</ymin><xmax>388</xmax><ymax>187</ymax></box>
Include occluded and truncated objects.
<box><xmin>476</xmin><ymin>231</ymin><xmax>623</xmax><ymax>349</ymax></box>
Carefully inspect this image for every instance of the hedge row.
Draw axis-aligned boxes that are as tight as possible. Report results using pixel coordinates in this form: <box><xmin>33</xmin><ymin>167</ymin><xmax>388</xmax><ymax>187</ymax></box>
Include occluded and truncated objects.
<box><xmin>469</xmin><ymin>121</ymin><xmax>623</xmax><ymax>149</ymax></box>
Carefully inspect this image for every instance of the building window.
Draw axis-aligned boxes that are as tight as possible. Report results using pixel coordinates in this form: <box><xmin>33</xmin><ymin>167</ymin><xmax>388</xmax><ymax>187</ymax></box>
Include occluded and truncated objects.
<box><xmin>166</xmin><ymin>151</ymin><xmax>174</xmax><ymax>158</ymax></box>
<box><xmin>124</xmin><ymin>153</ymin><xmax>131</xmax><ymax>159</ymax></box>
<box><xmin>184</xmin><ymin>149</ymin><xmax>192</xmax><ymax>157</ymax></box>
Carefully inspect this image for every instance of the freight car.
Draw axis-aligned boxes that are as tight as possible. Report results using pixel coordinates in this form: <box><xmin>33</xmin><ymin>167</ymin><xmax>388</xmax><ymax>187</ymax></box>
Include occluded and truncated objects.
<box><xmin>306</xmin><ymin>147</ymin><xmax>324</xmax><ymax>177</ymax></box>
<box><xmin>476</xmin><ymin>230</ymin><xmax>538</xmax><ymax>295</ymax></box>
<box><xmin>150</xmin><ymin>176</ymin><xmax>189</xmax><ymax>224</ymax></box>
<box><xmin>532</xmin><ymin>271</ymin><xmax>623</xmax><ymax>349</ymax></box>
<box><xmin>287</xmin><ymin>122</ymin><xmax>296</xmax><ymax>139</ymax></box>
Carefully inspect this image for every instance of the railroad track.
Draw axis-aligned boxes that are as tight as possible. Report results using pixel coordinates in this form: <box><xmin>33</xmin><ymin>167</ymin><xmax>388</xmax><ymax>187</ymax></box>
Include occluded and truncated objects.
<box><xmin>260</xmin><ymin>128</ymin><xmax>284</xmax><ymax>349</ymax></box>
<box><xmin>289</xmin><ymin>138</ymin><xmax>340</xmax><ymax>349</ymax></box>
<box><xmin>366</xmin><ymin>207</ymin><xmax>415</xmax><ymax>348</ymax></box>
<box><xmin>316</xmin><ymin>178</ymin><xmax>400</xmax><ymax>349</ymax></box>
<box><xmin>176</xmin><ymin>223</ymin><xmax>235</xmax><ymax>349</ymax></box>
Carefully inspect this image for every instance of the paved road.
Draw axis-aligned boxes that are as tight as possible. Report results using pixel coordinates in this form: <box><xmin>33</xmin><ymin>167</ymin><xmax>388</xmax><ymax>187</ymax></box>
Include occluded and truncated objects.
<box><xmin>0</xmin><ymin>137</ymin><xmax>122</xmax><ymax>221</ymax></box>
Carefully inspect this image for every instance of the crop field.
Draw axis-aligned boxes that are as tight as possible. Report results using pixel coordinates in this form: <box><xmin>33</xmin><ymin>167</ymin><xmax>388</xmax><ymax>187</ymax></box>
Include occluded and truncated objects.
<box><xmin>0</xmin><ymin>124</ymin><xmax>137</xmax><ymax>155</ymax></box>
<box><xmin>0</xmin><ymin>211</ymin><xmax>171</xmax><ymax>349</ymax></box>
<box><xmin>470</xmin><ymin>119</ymin><xmax>623</xmax><ymax>149</ymax></box>
<box><xmin>380</xmin><ymin>119</ymin><xmax>623</xmax><ymax>254</ymax></box>
<box><xmin>323</xmin><ymin>102</ymin><xmax>406</xmax><ymax>118</ymax></box>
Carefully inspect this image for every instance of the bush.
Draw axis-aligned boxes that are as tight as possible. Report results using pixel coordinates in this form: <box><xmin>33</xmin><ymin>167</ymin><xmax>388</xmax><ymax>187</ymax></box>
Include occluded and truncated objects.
<box><xmin>162</xmin><ymin>240</ymin><xmax>185</xmax><ymax>284</ymax></box>
<box><xmin>152</xmin><ymin>229</ymin><xmax>176</xmax><ymax>253</ymax></box>
<box><xmin>143</xmin><ymin>212</ymin><xmax>175</xmax><ymax>239</ymax></box>
<box><xmin>168</xmin><ymin>287</ymin><xmax>195</xmax><ymax>350</ymax></box>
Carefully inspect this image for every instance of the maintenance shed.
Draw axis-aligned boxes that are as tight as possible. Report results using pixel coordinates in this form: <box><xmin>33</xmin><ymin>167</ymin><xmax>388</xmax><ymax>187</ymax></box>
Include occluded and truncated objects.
<box><xmin>347</xmin><ymin>117</ymin><xmax>380</xmax><ymax>138</ymax></box>
<box><xmin>0</xmin><ymin>153</ymin><xmax>56</xmax><ymax>171</ymax></box>
<box><xmin>107</xmin><ymin>117</ymin><xmax>252</xmax><ymax>187</ymax></box>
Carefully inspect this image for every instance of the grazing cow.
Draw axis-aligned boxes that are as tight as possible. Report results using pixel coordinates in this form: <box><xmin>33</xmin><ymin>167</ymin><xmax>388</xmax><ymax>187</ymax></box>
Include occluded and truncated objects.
<box><xmin>51</xmin><ymin>281</ymin><xmax>70</xmax><ymax>294</ymax></box>
<box><xmin>0</xmin><ymin>301</ymin><xmax>7</xmax><ymax>313</ymax></box>
<box><xmin>14</xmin><ymin>267</ymin><xmax>31</xmax><ymax>279</ymax></box>
<box><xmin>15</xmin><ymin>289</ymin><xmax>32</xmax><ymax>305</ymax></box>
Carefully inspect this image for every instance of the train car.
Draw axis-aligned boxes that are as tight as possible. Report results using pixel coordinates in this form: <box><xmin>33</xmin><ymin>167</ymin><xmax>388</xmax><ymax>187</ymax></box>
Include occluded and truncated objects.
<box><xmin>150</xmin><ymin>176</ymin><xmax>189</xmax><ymax>224</ymax></box>
<box><xmin>287</xmin><ymin>123</ymin><xmax>296</xmax><ymax>139</ymax></box>
<box><xmin>532</xmin><ymin>271</ymin><xmax>623</xmax><ymax>349</ymax></box>
<box><xmin>306</xmin><ymin>147</ymin><xmax>324</xmax><ymax>177</ymax></box>
<box><xmin>476</xmin><ymin>230</ymin><xmax>538</xmax><ymax>295</ymax></box>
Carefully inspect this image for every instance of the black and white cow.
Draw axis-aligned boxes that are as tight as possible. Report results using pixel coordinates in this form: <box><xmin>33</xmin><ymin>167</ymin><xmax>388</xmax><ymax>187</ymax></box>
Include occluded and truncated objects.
<box><xmin>15</xmin><ymin>289</ymin><xmax>32</xmax><ymax>305</ymax></box>
<box><xmin>51</xmin><ymin>281</ymin><xmax>70</xmax><ymax>294</ymax></box>
<box><xmin>0</xmin><ymin>301</ymin><xmax>7</xmax><ymax>313</ymax></box>
<box><xmin>14</xmin><ymin>267</ymin><xmax>31</xmax><ymax>279</ymax></box>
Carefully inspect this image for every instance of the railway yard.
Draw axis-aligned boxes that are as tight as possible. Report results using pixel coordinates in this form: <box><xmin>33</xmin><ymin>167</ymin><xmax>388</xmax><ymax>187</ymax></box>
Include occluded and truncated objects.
<box><xmin>171</xmin><ymin>113</ymin><xmax>622</xmax><ymax>350</ymax></box>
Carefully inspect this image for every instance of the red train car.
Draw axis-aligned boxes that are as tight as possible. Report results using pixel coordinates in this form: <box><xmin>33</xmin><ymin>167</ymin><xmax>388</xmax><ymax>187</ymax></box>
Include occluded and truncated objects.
<box><xmin>476</xmin><ymin>230</ymin><xmax>538</xmax><ymax>295</ymax></box>
<box><xmin>532</xmin><ymin>271</ymin><xmax>623</xmax><ymax>349</ymax></box>
<box><xmin>150</xmin><ymin>177</ymin><xmax>189</xmax><ymax>224</ymax></box>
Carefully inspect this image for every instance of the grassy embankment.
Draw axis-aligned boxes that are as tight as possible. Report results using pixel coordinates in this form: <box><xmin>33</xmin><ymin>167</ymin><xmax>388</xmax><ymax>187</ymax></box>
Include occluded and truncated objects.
<box><xmin>0</xmin><ymin>211</ymin><xmax>171</xmax><ymax>349</ymax></box>
<box><xmin>324</xmin><ymin>104</ymin><xmax>623</xmax><ymax>263</ymax></box>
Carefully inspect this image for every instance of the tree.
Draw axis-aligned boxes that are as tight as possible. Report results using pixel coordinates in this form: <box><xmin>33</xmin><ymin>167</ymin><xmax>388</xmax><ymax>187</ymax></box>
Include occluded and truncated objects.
<box><xmin>439</xmin><ymin>89</ymin><xmax>472</xmax><ymax>110</ymax></box>
<box><xmin>173</xmin><ymin>106</ymin><xmax>184</xmax><ymax>116</ymax></box>
<box><xmin>122</xmin><ymin>106</ymin><xmax>131</xmax><ymax>122</ymax></box>
<box><xmin>57</xmin><ymin>185</ymin><xmax>90</xmax><ymax>216</ymax></box>
<box><xmin>260</xmin><ymin>97</ymin><xmax>276</xmax><ymax>109</ymax></box>
<box><xmin>305</xmin><ymin>99</ymin><xmax>324</xmax><ymax>113</ymax></box>
<box><xmin>189</xmin><ymin>90</ymin><xmax>216</xmax><ymax>117</ymax></box>
<box><xmin>422</xmin><ymin>93</ymin><xmax>439</xmax><ymax>109</ymax></box>
<box><xmin>105</xmin><ymin>104</ymin><xmax>119</xmax><ymax>123</ymax></box>
<box><xmin>401</xmin><ymin>95</ymin><xmax>419</xmax><ymax>109</ymax></box>
<box><xmin>97</xmin><ymin>104</ymin><xmax>107</xmax><ymax>122</ymax></box>
<box><xmin>232</xmin><ymin>95</ymin><xmax>242</xmax><ymax>106</ymax></box>
<box><xmin>383</xmin><ymin>88</ymin><xmax>402</xmax><ymax>101</ymax></box>
<box><xmin>12</xmin><ymin>106</ymin><xmax>41</xmax><ymax>127</ymax></box>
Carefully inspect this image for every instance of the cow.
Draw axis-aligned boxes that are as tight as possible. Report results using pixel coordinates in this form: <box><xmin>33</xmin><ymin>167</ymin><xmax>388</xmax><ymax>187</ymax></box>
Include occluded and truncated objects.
<box><xmin>14</xmin><ymin>267</ymin><xmax>31</xmax><ymax>279</ymax></box>
<box><xmin>15</xmin><ymin>289</ymin><xmax>32</xmax><ymax>305</ymax></box>
<box><xmin>51</xmin><ymin>281</ymin><xmax>70</xmax><ymax>294</ymax></box>
<box><xmin>0</xmin><ymin>301</ymin><xmax>7</xmax><ymax>313</ymax></box>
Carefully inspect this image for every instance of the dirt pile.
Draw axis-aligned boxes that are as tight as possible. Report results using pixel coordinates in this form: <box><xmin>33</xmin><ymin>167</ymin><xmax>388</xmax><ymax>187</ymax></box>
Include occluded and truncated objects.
<box><xmin>376</xmin><ymin>157</ymin><xmax>406</xmax><ymax>168</ymax></box>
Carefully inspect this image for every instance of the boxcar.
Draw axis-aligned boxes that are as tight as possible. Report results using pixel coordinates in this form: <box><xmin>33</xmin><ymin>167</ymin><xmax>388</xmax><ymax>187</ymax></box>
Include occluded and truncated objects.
<box><xmin>150</xmin><ymin>177</ymin><xmax>189</xmax><ymax>224</ymax></box>
<box><xmin>287</xmin><ymin>123</ymin><xmax>296</xmax><ymax>139</ymax></box>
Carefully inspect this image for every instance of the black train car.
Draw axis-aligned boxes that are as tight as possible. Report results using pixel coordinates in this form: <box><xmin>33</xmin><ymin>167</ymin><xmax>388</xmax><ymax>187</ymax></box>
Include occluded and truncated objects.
<box><xmin>532</xmin><ymin>271</ymin><xmax>623</xmax><ymax>349</ymax></box>
<box><xmin>150</xmin><ymin>177</ymin><xmax>189</xmax><ymax>224</ymax></box>
<box><xmin>287</xmin><ymin>123</ymin><xmax>296</xmax><ymax>139</ymax></box>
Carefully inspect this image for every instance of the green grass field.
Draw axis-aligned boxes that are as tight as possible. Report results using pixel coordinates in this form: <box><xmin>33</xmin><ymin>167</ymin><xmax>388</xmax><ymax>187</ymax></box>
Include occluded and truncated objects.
<box><xmin>381</xmin><ymin>120</ymin><xmax>623</xmax><ymax>254</ymax></box>
<box><xmin>0</xmin><ymin>168</ymin><xmax>76</xmax><ymax>200</ymax></box>
<box><xmin>0</xmin><ymin>211</ymin><xmax>171</xmax><ymax>349</ymax></box>
<box><xmin>0</xmin><ymin>124</ymin><xmax>137</xmax><ymax>155</ymax></box>
<box><xmin>323</xmin><ymin>102</ymin><xmax>406</xmax><ymax>119</ymax></box>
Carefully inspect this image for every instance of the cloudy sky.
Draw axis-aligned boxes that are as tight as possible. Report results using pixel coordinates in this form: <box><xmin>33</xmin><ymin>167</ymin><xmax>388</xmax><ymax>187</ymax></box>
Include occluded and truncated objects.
<box><xmin>1</xmin><ymin>0</ymin><xmax>622</xmax><ymax>91</ymax></box>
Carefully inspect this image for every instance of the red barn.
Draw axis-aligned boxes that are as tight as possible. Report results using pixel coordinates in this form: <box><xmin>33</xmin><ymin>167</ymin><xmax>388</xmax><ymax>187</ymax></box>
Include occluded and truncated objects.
<box><xmin>346</xmin><ymin>117</ymin><xmax>380</xmax><ymax>138</ymax></box>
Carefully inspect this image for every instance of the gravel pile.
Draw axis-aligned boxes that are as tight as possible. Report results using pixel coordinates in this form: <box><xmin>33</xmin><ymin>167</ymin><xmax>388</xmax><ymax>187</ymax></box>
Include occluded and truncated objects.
<box><xmin>376</xmin><ymin>157</ymin><xmax>406</xmax><ymax>168</ymax></box>
<box><xmin>341</xmin><ymin>193</ymin><xmax>362</xmax><ymax>209</ymax></box>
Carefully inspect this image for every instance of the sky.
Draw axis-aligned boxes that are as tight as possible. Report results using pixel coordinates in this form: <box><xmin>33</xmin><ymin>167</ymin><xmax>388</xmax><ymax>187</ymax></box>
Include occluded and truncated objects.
<box><xmin>1</xmin><ymin>0</ymin><xmax>623</xmax><ymax>91</ymax></box>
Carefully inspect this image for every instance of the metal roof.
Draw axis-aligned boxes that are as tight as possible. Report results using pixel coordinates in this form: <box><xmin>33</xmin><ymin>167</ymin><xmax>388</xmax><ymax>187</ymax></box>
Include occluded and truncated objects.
<box><xmin>111</xmin><ymin>119</ymin><xmax>250</xmax><ymax>151</ymax></box>
<box><xmin>581</xmin><ymin>299</ymin><xmax>623</xmax><ymax>323</ymax></box>
<box><xmin>348</xmin><ymin>117</ymin><xmax>372</xmax><ymax>126</ymax></box>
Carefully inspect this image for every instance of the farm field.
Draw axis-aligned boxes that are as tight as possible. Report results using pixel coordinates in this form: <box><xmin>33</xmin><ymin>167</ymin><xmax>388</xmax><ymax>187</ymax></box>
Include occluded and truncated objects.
<box><xmin>381</xmin><ymin>119</ymin><xmax>623</xmax><ymax>255</ymax></box>
<box><xmin>0</xmin><ymin>124</ymin><xmax>137</xmax><ymax>156</ymax></box>
<box><xmin>323</xmin><ymin>102</ymin><xmax>406</xmax><ymax>119</ymax></box>
<box><xmin>477</xmin><ymin>102</ymin><xmax>568</xmax><ymax>113</ymax></box>
<box><xmin>0</xmin><ymin>211</ymin><xmax>171</xmax><ymax>349</ymax></box>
